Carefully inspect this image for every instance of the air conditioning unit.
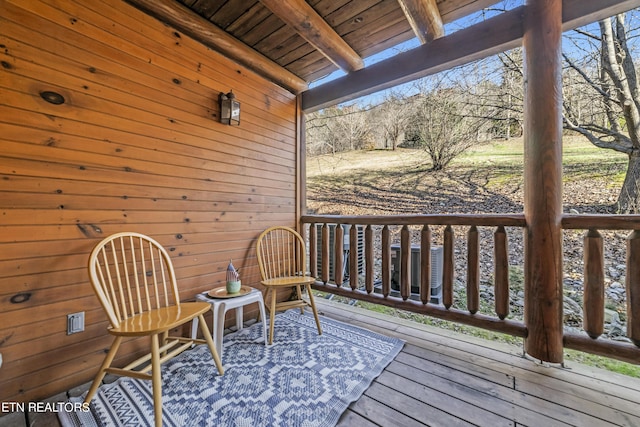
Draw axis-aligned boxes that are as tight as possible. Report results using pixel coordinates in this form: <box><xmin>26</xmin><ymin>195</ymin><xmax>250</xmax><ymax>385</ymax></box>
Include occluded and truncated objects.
<box><xmin>390</xmin><ymin>244</ymin><xmax>443</xmax><ymax>304</ymax></box>
<box><xmin>315</xmin><ymin>224</ymin><xmax>364</xmax><ymax>283</ymax></box>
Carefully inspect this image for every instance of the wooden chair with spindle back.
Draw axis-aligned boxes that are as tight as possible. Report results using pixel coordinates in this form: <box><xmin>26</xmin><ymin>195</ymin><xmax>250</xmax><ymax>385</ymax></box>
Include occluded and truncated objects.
<box><xmin>256</xmin><ymin>226</ymin><xmax>322</xmax><ymax>344</ymax></box>
<box><xmin>84</xmin><ymin>232</ymin><xmax>224</xmax><ymax>427</ymax></box>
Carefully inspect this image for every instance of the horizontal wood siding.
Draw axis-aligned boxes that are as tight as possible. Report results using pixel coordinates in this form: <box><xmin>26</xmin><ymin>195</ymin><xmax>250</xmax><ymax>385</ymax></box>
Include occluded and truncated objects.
<box><xmin>0</xmin><ymin>0</ymin><xmax>298</xmax><ymax>403</ymax></box>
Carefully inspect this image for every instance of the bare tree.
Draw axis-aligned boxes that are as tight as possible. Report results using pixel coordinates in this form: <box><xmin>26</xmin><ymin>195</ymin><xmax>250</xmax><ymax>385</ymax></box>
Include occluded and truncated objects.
<box><xmin>408</xmin><ymin>79</ymin><xmax>486</xmax><ymax>171</ymax></box>
<box><xmin>563</xmin><ymin>13</ymin><xmax>640</xmax><ymax>213</ymax></box>
<box><xmin>377</xmin><ymin>91</ymin><xmax>411</xmax><ymax>150</ymax></box>
<box><xmin>305</xmin><ymin>104</ymin><xmax>371</xmax><ymax>156</ymax></box>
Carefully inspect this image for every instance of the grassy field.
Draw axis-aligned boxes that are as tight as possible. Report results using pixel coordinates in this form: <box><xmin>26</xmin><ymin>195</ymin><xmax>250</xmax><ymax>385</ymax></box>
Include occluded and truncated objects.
<box><xmin>307</xmin><ymin>135</ymin><xmax>628</xmax><ymax>186</ymax></box>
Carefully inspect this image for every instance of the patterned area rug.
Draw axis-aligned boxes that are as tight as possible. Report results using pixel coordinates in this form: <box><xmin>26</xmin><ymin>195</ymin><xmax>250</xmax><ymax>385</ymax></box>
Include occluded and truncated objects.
<box><xmin>60</xmin><ymin>310</ymin><xmax>404</xmax><ymax>426</ymax></box>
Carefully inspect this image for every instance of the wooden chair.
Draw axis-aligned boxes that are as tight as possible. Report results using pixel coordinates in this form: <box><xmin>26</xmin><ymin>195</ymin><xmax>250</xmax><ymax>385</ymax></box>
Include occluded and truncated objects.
<box><xmin>84</xmin><ymin>232</ymin><xmax>224</xmax><ymax>427</ymax></box>
<box><xmin>256</xmin><ymin>226</ymin><xmax>322</xmax><ymax>344</ymax></box>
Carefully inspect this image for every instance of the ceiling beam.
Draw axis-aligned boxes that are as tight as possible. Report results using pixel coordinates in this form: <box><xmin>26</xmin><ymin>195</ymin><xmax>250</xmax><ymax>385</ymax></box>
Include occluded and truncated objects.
<box><xmin>397</xmin><ymin>0</ymin><xmax>445</xmax><ymax>43</ymax></box>
<box><xmin>302</xmin><ymin>0</ymin><xmax>640</xmax><ymax>112</ymax></box>
<box><xmin>124</xmin><ymin>0</ymin><xmax>308</xmax><ymax>94</ymax></box>
<box><xmin>258</xmin><ymin>0</ymin><xmax>364</xmax><ymax>73</ymax></box>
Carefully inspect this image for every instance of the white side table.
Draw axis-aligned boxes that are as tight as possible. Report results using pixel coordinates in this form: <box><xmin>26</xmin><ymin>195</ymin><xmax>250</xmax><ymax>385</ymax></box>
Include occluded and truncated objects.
<box><xmin>190</xmin><ymin>287</ymin><xmax>268</xmax><ymax>361</ymax></box>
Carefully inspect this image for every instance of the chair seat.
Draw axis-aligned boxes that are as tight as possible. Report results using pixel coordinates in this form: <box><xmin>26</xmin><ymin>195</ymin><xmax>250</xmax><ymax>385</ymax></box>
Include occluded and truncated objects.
<box><xmin>261</xmin><ymin>276</ymin><xmax>316</xmax><ymax>287</ymax></box>
<box><xmin>109</xmin><ymin>302</ymin><xmax>211</xmax><ymax>336</ymax></box>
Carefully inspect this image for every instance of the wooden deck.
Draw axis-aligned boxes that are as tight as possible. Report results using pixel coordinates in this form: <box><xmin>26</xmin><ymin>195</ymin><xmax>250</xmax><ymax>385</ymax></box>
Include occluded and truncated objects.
<box><xmin>2</xmin><ymin>298</ymin><xmax>640</xmax><ymax>427</ymax></box>
<box><xmin>315</xmin><ymin>299</ymin><xmax>640</xmax><ymax>427</ymax></box>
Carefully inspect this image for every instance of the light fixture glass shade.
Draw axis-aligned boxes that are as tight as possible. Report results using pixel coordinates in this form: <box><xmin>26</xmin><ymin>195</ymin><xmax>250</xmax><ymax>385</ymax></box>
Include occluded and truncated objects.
<box><xmin>219</xmin><ymin>91</ymin><xmax>240</xmax><ymax>125</ymax></box>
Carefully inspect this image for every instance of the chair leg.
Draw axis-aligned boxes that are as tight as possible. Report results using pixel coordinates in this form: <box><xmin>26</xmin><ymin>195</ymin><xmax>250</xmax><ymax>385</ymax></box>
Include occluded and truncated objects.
<box><xmin>306</xmin><ymin>284</ymin><xmax>322</xmax><ymax>336</ymax></box>
<box><xmin>295</xmin><ymin>284</ymin><xmax>304</xmax><ymax>314</ymax></box>
<box><xmin>269</xmin><ymin>288</ymin><xmax>277</xmax><ymax>345</ymax></box>
<box><xmin>198</xmin><ymin>314</ymin><xmax>224</xmax><ymax>374</ymax></box>
<box><xmin>84</xmin><ymin>336</ymin><xmax>123</xmax><ymax>404</ymax></box>
<box><xmin>151</xmin><ymin>334</ymin><xmax>163</xmax><ymax>427</ymax></box>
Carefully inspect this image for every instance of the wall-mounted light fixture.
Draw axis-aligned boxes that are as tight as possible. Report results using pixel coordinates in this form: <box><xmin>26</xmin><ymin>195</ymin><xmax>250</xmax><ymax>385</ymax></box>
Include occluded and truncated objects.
<box><xmin>219</xmin><ymin>90</ymin><xmax>240</xmax><ymax>126</ymax></box>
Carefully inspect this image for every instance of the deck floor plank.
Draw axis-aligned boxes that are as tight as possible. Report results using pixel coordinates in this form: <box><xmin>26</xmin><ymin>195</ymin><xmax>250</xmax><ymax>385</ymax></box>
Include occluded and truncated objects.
<box><xmin>317</xmin><ymin>299</ymin><xmax>640</xmax><ymax>427</ymax></box>
<box><xmin>401</xmin><ymin>344</ymin><xmax>640</xmax><ymax>426</ymax></box>
<box><xmin>386</xmin><ymin>355</ymin><xmax>567</xmax><ymax>427</ymax></box>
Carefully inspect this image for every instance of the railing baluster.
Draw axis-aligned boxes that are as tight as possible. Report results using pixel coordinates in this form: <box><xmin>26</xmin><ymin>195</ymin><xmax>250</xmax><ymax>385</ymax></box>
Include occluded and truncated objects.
<box><xmin>349</xmin><ymin>224</ymin><xmax>359</xmax><ymax>290</ymax></box>
<box><xmin>443</xmin><ymin>225</ymin><xmax>454</xmax><ymax>309</ymax></box>
<box><xmin>467</xmin><ymin>225</ymin><xmax>479</xmax><ymax>315</ymax></box>
<box><xmin>309</xmin><ymin>224</ymin><xmax>317</xmax><ymax>278</ymax></box>
<box><xmin>400</xmin><ymin>225</ymin><xmax>411</xmax><ymax>301</ymax></box>
<box><xmin>420</xmin><ymin>225</ymin><xmax>431</xmax><ymax>304</ymax></box>
<box><xmin>627</xmin><ymin>230</ymin><xmax>640</xmax><ymax>346</ymax></box>
<box><xmin>321</xmin><ymin>223</ymin><xmax>329</xmax><ymax>283</ymax></box>
<box><xmin>583</xmin><ymin>229</ymin><xmax>604</xmax><ymax>339</ymax></box>
<box><xmin>350</xmin><ymin>225</ymin><xmax>358</xmax><ymax>290</ymax></box>
<box><xmin>494</xmin><ymin>226</ymin><xmax>509</xmax><ymax>320</ymax></box>
<box><xmin>365</xmin><ymin>225</ymin><xmax>374</xmax><ymax>293</ymax></box>
<box><xmin>382</xmin><ymin>225</ymin><xmax>391</xmax><ymax>297</ymax></box>
<box><xmin>334</xmin><ymin>224</ymin><xmax>344</xmax><ymax>286</ymax></box>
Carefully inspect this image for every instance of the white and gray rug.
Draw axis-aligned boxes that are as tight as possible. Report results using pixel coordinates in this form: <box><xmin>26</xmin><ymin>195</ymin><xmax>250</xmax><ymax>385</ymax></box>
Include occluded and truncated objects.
<box><xmin>60</xmin><ymin>309</ymin><xmax>404</xmax><ymax>426</ymax></box>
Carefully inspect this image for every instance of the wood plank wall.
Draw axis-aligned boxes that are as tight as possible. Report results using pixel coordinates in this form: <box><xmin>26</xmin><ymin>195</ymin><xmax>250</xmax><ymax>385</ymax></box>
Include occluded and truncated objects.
<box><xmin>0</xmin><ymin>0</ymin><xmax>298</xmax><ymax>403</ymax></box>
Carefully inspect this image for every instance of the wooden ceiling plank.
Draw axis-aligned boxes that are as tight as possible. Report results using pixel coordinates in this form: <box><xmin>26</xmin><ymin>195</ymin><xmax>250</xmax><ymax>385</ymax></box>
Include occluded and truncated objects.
<box><xmin>302</xmin><ymin>0</ymin><xmax>640</xmax><ymax>112</ymax></box>
<box><xmin>124</xmin><ymin>0</ymin><xmax>307</xmax><ymax>93</ymax></box>
<box><xmin>397</xmin><ymin>0</ymin><xmax>444</xmax><ymax>43</ymax></box>
<box><xmin>258</xmin><ymin>0</ymin><xmax>364</xmax><ymax>72</ymax></box>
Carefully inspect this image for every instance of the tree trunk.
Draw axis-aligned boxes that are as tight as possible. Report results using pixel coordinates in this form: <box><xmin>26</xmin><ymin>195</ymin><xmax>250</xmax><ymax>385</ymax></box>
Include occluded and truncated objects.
<box><xmin>617</xmin><ymin>152</ymin><xmax>640</xmax><ymax>213</ymax></box>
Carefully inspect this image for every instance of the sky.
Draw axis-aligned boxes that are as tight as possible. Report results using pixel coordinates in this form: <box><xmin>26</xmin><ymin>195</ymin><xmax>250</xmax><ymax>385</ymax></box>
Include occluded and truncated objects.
<box><xmin>308</xmin><ymin>1</ymin><xmax>638</xmax><ymax>109</ymax></box>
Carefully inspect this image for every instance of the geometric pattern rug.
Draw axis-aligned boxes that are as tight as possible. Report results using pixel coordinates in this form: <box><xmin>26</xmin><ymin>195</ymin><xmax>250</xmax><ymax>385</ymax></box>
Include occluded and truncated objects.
<box><xmin>59</xmin><ymin>309</ymin><xmax>404</xmax><ymax>427</ymax></box>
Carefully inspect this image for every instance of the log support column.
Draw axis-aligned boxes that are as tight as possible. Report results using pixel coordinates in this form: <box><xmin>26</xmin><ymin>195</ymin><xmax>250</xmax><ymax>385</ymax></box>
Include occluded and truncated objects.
<box><xmin>523</xmin><ymin>0</ymin><xmax>564</xmax><ymax>363</ymax></box>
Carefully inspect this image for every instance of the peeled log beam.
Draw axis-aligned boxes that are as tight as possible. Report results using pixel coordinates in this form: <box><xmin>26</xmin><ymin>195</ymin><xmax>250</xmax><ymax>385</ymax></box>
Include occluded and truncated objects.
<box><xmin>259</xmin><ymin>0</ymin><xmax>364</xmax><ymax>72</ymax></box>
<box><xmin>420</xmin><ymin>225</ymin><xmax>432</xmax><ymax>304</ymax></box>
<box><xmin>334</xmin><ymin>224</ymin><xmax>344</xmax><ymax>286</ymax></box>
<box><xmin>350</xmin><ymin>225</ymin><xmax>359</xmax><ymax>291</ymax></box>
<box><xmin>125</xmin><ymin>0</ymin><xmax>307</xmax><ymax>93</ymax></box>
<box><xmin>443</xmin><ymin>225</ymin><xmax>454</xmax><ymax>309</ymax></box>
<box><xmin>365</xmin><ymin>225</ymin><xmax>374</xmax><ymax>293</ymax></box>
<box><xmin>583</xmin><ymin>229</ymin><xmax>604</xmax><ymax>339</ymax></box>
<box><xmin>467</xmin><ymin>226</ymin><xmax>480</xmax><ymax>314</ymax></box>
<box><xmin>400</xmin><ymin>225</ymin><xmax>411</xmax><ymax>301</ymax></box>
<box><xmin>627</xmin><ymin>230</ymin><xmax>640</xmax><ymax>346</ymax></box>
<box><xmin>494</xmin><ymin>226</ymin><xmax>510</xmax><ymax>320</ymax></box>
<box><xmin>382</xmin><ymin>226</ymin><xmax>391</xmax><ymax>297</ymax></box>
<box><xmin>397</xmin><ymin>0</ymin><xmax>445</xmax><ymax>43</ymax></box>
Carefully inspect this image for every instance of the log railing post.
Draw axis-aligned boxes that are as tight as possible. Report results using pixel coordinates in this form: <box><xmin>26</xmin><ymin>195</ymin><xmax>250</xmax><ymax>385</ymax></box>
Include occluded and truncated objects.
<box><xmin>523</xmin><ymin>0</ymin><xmax>564</xmax><ymax>363</ymax></box>
<box><xmin>420</xmin><ymin>225</ymin><xmax>431</xmax><ymax>304</ymax></box>
<box><xmin>443</xmin><ymin>225</ymin><xmax>454</xmax><ymax>309</ymax></box>
<box><xmin>334</xmin><ymin>224</ymin><xmax>344</xmax><ymax>286</ymax></box>
<box><xmin>583</xmin><ymin>229</ymin><xmax>604</xmax><ymax>339</ymax></box>
<box><xmin>467</xmin><ymin>225</ymin><xmax>479</xmax><ymax>314</ymax></box>
<box><xmin>494</xmin><ymin>226</ymin><xmax>510</xmax><ymax>320</ymax></box>
<box><xmin>350</xmin><ymin>224</ymin><xmax>359</xmax><ymax>290</ymax></box>
<box><xmin>309</xmin><ymin>223</ymin><xmax>317</xmax><ymax>278</ymax></box>
<box><xmin>321</xmin><ymin>223</ymin><xmax>330</xmax><ymax>283</ymax></box>
<box><xmin>365</xmin><ymin>225</ymin><xmax>374</xmax><ymax>293</ymax></box>
<box><xmin>381</xmin><ymin>225</ymin><xmax>391</xmax><ymax>297</ymax></box>
<box><xmin>627</xmin><ymin>230</ymin><xmax>640</xmax><ymax>346</ymax></box>
<box><xmin>400</xmin><ymin>225</ymin><xmax>411</xmax><ymax>300</ymax></box>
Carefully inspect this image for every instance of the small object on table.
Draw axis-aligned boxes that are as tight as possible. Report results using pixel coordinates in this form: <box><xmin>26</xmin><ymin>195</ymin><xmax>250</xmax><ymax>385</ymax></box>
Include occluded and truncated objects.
<box><xmin>226</xmin><ymin>260</ymin><xmax>242</xmax><ymax>294</ymax></box>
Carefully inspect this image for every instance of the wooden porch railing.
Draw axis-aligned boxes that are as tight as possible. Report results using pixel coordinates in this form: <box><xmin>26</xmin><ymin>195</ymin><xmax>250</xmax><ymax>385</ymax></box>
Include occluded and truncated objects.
<box><xmin>301</xmin><ymin>214</ymin><xmax>640</xmax><ymax>365</ymax></box>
